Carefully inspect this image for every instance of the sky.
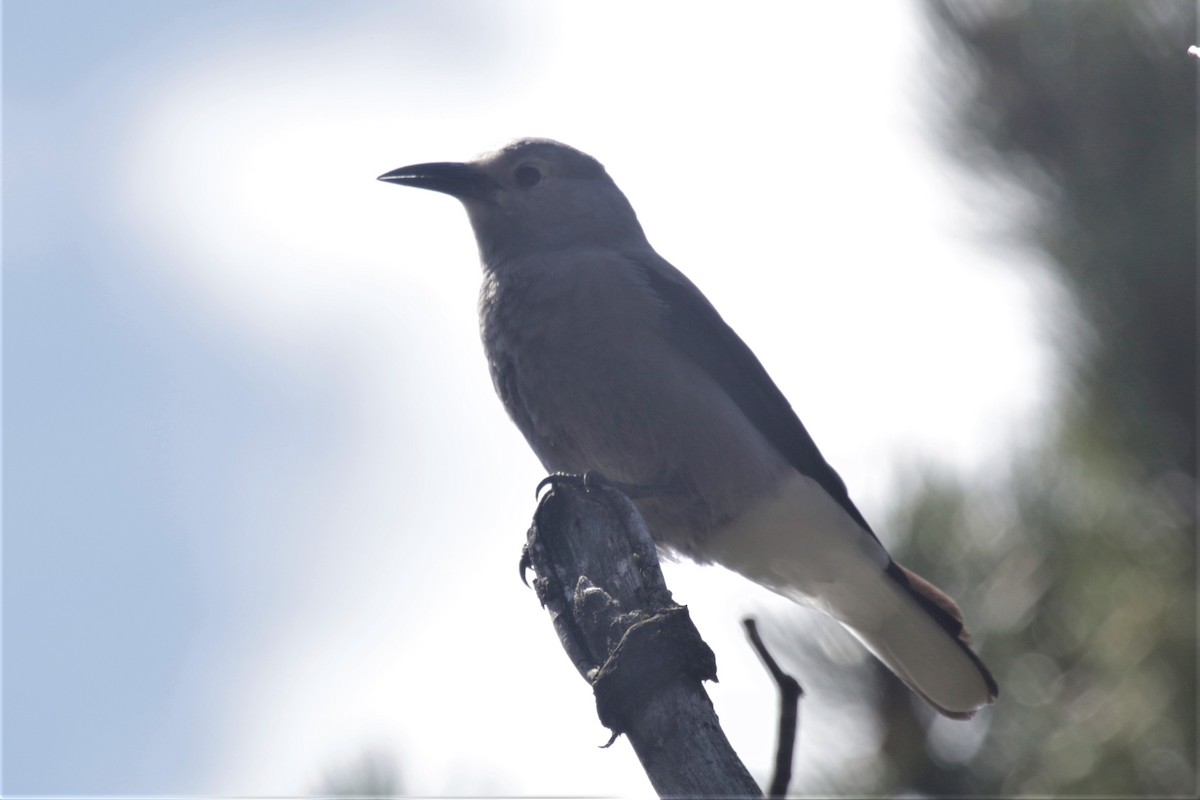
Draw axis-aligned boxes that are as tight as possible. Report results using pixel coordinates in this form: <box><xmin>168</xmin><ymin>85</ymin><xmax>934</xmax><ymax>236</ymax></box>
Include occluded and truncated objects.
<box><xmin>3</xmin><ymin>1</ymin><xmax>1056</xmax><ymax>796</ymax></box>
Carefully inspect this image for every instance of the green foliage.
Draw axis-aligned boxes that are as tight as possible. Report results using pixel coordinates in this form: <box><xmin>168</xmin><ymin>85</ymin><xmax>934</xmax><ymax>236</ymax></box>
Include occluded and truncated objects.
<box><xmin>853</xmin><ymin>1</ymin><xmax>1197</xmax><ymax>795</ymax></box>
<box><xmin>923</xmin><ymin>0</ymin><xmax>1196</xmax><ymax>477</ymax></box>
<box><xmin>884</xmin><ymin>442</ymin><xmax>1194</xmax><ymax>794</ymax></box>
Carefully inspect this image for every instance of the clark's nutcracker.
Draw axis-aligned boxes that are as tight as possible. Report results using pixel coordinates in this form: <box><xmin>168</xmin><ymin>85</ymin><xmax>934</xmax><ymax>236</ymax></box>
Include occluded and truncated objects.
<box><xmin>379</xmin><ymin>138</ymin><xmax>998</xmax><ymax>718</ymax></box>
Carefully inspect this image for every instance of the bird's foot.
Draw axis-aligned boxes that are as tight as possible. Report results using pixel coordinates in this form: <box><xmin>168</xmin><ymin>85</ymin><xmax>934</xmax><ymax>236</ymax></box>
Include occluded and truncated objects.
<box><xmin>535</xmin><ymin>470</ymin><xmax>679</xmax><ymax>500</ymax></box>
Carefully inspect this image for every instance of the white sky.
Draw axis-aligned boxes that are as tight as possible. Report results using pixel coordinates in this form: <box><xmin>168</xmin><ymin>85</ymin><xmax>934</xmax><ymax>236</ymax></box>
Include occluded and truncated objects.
<box><xmin>9</xmin><ymin>1</ymin><xmax>1055</xmax><ymax>796</ymax></box>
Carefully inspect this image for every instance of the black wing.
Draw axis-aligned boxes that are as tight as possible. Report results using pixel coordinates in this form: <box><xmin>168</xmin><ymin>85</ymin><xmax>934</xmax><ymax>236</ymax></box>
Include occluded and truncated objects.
<box><xmin>633</xmin><ymin>254</ymin><xmax>878</xmax><ymax>538</ymax></box>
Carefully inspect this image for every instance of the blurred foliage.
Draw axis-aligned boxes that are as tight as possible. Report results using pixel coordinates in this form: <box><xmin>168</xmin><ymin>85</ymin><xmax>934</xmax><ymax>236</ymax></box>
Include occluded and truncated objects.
<box><xmin>314</xmin><ymin>750</ymin><xmax>402</xmax><ymax>798</ymax></box>
<box><xmin>829</xmin><ymin>1</ymin><xmax>1196</xmax><ymax>796</ymax></box>
<box><xmin>924</xmin><ymin>0</ymin><xmax>1195</xmax><ymax>476</ymax></box>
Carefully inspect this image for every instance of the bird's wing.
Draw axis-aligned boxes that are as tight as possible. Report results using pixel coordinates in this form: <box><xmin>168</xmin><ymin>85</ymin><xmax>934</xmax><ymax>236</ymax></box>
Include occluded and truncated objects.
<box><xmin>630</xmin><ymin>253</ymin><xmax>877</xmax><ymax>537</ymax></box>
<box><xmin>632</xmin><ymin>254</ymin><xmax>991</xmax><ymax>683</ymax></box>
<box><xmin>630</xmin><ymin>253</ymin><xmax>996</xmax><ymax>713</ymax></box>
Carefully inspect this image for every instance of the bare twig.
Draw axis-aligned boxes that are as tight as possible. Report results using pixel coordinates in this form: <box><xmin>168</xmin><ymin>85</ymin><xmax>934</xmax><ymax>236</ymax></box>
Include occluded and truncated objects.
<box><xmin>743</xmin><ymin>618</ymin><xmax>804</xmax><ymax>799</ymax></box>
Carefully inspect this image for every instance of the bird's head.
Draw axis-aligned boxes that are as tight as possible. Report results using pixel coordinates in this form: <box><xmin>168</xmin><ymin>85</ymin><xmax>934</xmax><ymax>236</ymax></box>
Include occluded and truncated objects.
<box><xmin>379</xmin><ymin>138</ymin><xmax>648</xmax><ymax>265</ymax></box>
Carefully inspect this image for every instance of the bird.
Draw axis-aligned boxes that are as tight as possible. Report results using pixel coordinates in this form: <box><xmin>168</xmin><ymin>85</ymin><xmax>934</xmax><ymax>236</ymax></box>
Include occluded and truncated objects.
<box><xmin>378</xmin><ymin>138</ymin><xmax>998</xmax><ymax>719</ymax></box>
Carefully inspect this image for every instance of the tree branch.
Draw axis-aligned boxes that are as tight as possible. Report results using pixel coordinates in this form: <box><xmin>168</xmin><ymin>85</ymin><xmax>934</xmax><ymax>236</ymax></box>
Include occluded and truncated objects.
<box><xmin>523</xmin><ymin>477</ymin><xmax>762</xmax><ymax>798</ymax></box>
<box><xmin>743</xmin><ymin>617</ymin><xmax>804</xmax><ymax>799</ymax></box>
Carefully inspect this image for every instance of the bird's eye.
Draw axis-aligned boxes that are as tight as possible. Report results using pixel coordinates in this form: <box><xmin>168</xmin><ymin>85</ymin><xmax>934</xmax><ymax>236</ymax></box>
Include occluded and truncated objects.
<box><xmin>514</xmin><ymin>165</ymin><xmax>542</xmax><ymax>188</ymax></box>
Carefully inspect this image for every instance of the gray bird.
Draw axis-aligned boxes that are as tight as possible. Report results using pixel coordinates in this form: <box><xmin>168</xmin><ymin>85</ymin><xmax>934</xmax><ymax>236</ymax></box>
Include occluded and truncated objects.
<box><xmin>379</xmin><ymin>138</ymin><xmax>997</xmax><ymax>718</ymax></box>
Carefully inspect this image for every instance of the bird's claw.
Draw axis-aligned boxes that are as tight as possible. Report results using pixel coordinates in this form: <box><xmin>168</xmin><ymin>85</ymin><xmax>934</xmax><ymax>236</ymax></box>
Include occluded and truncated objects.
<box><xmin>535</xmin><ymin>470</ymin><xmax>610</xmax><ymax>499</ymax></box>
<box><xmin>519</xmin><ymin>544</ymin><xmax>533</xmax><ymax>587</ymax></box>
<box><xmin>535</xmin><ymin>470</ymin><xmax>678</xmax><ymax>500</ymax></box>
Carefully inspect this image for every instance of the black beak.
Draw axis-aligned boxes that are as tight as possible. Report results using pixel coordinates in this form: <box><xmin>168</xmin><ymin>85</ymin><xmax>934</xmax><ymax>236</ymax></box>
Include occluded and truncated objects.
<box><xmin>377</xmin><ymin>161</ymin><xmax>497</xmax><ymax>202</ymax></box>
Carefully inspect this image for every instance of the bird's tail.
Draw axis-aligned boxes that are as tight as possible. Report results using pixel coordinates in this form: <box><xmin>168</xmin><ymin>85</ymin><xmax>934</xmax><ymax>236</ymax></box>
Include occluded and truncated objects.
<box><xmin>704</xmin><ymin>474</ymin><xmax>997</xmax><ymax>718</ymax></box>
<box><xmin>758</xmin><ymin>555</ymin><xmax>997</xmax><ymax>718</ymax></box>
<box><xmin>853</xmin><ymin>561</ymin><xmax>998</xmax><ymax>719</ymax></box>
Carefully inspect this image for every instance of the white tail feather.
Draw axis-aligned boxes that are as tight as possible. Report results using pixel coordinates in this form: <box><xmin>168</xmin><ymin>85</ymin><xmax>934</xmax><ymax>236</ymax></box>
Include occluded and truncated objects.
<box><xmin>704</xmin><ymin>472</ymin><xmax>996</xmax><ymax>718</ymax></box>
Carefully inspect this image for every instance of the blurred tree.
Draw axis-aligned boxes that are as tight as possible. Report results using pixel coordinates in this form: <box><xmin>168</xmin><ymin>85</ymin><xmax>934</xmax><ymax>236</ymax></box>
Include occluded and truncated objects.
<box><xmin>315</xmin><ymin>750</ymin><xmax>402</xmax><ymax>798</ymax></box>
<box><xmin>925</xmin><ymin>0</ymin><xmax>1195</xmax><ymax>476</ymax></box>
<box><xmin>831</xmin><ymin>1</ymin><xmax>1196</xmax><ymax>795</ymax></box>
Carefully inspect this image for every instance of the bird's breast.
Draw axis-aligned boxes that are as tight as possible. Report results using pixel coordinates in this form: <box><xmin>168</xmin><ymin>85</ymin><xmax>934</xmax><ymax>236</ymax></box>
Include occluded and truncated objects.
<box><xmin>479</xmin><ymin>254</ymin><xmax>789</xmax><ymax>554</ymax></box>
